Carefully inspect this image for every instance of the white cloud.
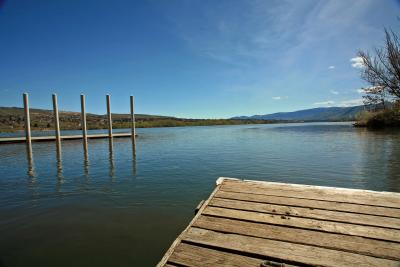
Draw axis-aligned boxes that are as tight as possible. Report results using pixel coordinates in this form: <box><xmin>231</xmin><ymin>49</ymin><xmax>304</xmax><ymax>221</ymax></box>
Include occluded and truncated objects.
<box><xmin>338</xmin><ymin>98</ymin><xmax>364</xmax><ymax>107</ymax></box>
<box><xmin>272</xmin><ymin>96</ymin><xmax>288</xmax><ymax>100</ymax></box>
<box><xmin>313</xmin><ymin>100</ymin><xmax>335</xmax><ymax>106</ymax></box>
<box><xmin>313</xmin><ymin>98</ymin><xmax>364</xmax><ymax>107</ymax></box>
<box><xmin>328</xmin><ymin>66</ymin><xmax>335</xmax><ymax>69</ymax></box>
<box><xmin>350</xmin><ymin>57</ymin><xmax>364</xmax><ymax>69</ymax></box>
<box><xmin>330</xmin><ymin>90</ymin><xmax>339</xmax><ymax>95</ymax></box>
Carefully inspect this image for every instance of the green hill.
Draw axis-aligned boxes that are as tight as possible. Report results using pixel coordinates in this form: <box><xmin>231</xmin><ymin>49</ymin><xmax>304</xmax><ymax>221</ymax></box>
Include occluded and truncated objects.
<box><xmin>0</xmin><ymin>107</ymin><xmax>275</xmax><ymax>132</ymax></box>
<box><xmin>232</xmin><ymin>106</ymin><xmax>365</xmax><ymax>121</ymax></box>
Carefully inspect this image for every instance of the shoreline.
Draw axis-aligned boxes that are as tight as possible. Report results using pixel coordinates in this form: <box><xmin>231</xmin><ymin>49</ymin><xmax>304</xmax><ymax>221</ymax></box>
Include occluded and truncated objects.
<box><xmin>0</xmin><ymin>121</ymin><xmax>355</xmax><ymax>134</ymax></box>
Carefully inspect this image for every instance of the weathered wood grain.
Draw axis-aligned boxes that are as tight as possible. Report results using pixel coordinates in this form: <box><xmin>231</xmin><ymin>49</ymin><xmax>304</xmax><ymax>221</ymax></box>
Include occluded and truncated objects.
<box><xmin>193</xmin><ymin>215</ymin><xmax>400</xmax><ymax>260</ymax></box>
<box><xmin>158</xmin><ymin>178</ymin><xmax>400</xmax><ymax>266</ymax></box>
<box><xmin>168</xmin><ymin>242</ymin><xmax>263</xmax><ymax>267</ymax></box>
<box><xmin>210</xmin><ymin>197</ymin><xmax>400</xmax><ymax>228</ymax></box>
<box><xmin>221</xmin><ymin>179</ymin><xmax>400</xmax><ymax>208</ymax></box>
<box><xmin>216</xmin><ymin>190</ymin><xmax>400</xmax><ymax>218</ymax></box>
<box><xmin>182</xmin><ymin>227</ymin><xmax>398</xmax><ymax>267</ymax></box>
<box><xmin>203</xmin><ymin>206</ymin><xmax>400</xmax><ymax>242</ymax></box>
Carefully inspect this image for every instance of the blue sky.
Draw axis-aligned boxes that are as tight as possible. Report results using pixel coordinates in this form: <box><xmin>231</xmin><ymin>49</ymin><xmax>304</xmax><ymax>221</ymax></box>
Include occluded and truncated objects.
<box><xmin>0</xmin><ymin>0</ymin><xmax>399</xmax><ymax>118</ymax></box>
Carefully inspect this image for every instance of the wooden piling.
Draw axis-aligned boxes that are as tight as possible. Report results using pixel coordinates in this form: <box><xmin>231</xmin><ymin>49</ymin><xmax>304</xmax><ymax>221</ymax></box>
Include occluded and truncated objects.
<box><xmin>80</xmin><ymin>94</ymin><xmax>88</xmax><ymax>144</ymax></box>
<box><xmin>130</xmin><ymin>95</ymin><xmax>136</xmax><ymax>139</ymax></box>
<box><xmin>23</xmin><ymin>93</ymin><xmax>32</xmax><ymax>146</ymax></box>
<box><xmin>52</xmin><ymin>94</ymin><xmax>61</xmax><ymax>147</ymax></box>
<box><xmin>106</xmin><ymin>94</ymin><xmax>113</xmax><ymax>138</ymax></box>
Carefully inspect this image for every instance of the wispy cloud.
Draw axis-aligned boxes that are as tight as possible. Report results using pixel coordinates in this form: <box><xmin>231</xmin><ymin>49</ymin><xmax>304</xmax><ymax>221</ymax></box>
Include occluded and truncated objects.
<box><xmin>272</xmin><ymin>96</ymin><xmax>288</xmax><ymax>100</ymax></box>
<box><xmin>350</xmin><ymin>57</ymin><xmax>364</xmax><ymax>69</ymax></box>
<box><xmin>313</xmin><ymin>98</ymin><xmax>363</xmax><ymax>107</ymax></box>
<box><xmin>330</xmin><ymin>90</ymin><xmax>339</xmax><ymax>95</ymax></box>
<box><xmin>338</xmin><ymin>98</ymin><xmax>364</xmax><ymax>107</ymax></box>
<box><xmin>313</xmin><ymin>100</ymin><xmax>335</xmax><ymax>106</ymax></box>
<box><xmin>165</xmin><ymin>1</ymin><xmax>383</xmax><ymax>66</ymax></box>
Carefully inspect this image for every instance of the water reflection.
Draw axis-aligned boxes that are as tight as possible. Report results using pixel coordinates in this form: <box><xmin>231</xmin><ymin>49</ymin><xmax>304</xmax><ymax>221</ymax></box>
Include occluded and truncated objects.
<box><xmin>109</xmin><ymin>138</ymin><xmax>115</xmax><ymax>180</ymax></box>
<box><xmin>83</xmin><ymin>141</ymin><xmax>90</xmax><ymax>178</ymax></box>
<box><xmin>26</xmin><ymin>143</ymin><xmax>36</xmax><ymax>179</ymax></box>
<box><xmin>356</xmin><ymin>128</ymin><xmax>400</xmax><ymax>192</ymax></box>
<box><xmin>132</xmin><ymin>137</ymin><xmax>137</xmax><ymax>176</ymax></box>
<box><xmin>56</xmin><ymin>143</ymin><xmax>64</xmax><ymax>191</ymax></box>
<box><xmin>3</xmin><ymin>123</ymin><xmax>400</xmax><ymax>267</ymax></box>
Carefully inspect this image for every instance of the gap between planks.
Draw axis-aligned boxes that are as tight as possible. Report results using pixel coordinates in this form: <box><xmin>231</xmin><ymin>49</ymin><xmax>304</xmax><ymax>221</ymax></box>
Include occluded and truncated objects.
<box><xmin>215</xmin><ymin>190</ymin><xmax>400</xmax><ymax>218</ymax></box>
<box><xmin>209</xmin><ymin>197</ymin><xmax>400</xmax><ymax>229</ymax></box>
<box><xmin>220</xmin><ymin>178</ymin><xmax>400</xmax><ymax>208</ymax></box>
<box><xmin>193</xmin><ymin>215</ymin><xmax>400</xmax><ymax>261</ymax></box>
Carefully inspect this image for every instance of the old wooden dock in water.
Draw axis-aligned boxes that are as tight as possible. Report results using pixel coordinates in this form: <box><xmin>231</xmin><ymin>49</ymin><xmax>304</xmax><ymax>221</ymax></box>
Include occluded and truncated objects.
<box><xmin>157</xmin><ymin>178</ymin><xmax>400</xmax><ymax>267</ymax></box>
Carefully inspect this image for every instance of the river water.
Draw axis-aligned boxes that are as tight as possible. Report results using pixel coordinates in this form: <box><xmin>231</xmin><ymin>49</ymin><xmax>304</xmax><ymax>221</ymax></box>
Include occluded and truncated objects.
<box><xmin>0</xmin><ymin>122</ymin><xmax>399</xmax><ymax>266</ymax></box>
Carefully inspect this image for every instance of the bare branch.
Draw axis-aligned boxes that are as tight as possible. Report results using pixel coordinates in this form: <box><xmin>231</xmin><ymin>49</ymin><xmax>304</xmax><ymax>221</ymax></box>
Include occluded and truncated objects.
<box><xmin>358</xmin><ymin>27</ymin><xmax>400</xmax><ymax>102</ymax></box>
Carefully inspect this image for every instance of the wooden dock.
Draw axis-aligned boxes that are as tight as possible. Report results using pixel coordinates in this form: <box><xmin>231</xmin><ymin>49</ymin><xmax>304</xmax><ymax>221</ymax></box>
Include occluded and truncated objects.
<box><xmin>0</xmin><ymin>132</ymin><xmax>134</xmax><ymax>144</ymax></box>
<box><xmin>157</xmin><ymin>177</ymin><xmax>400</xmax><ymax>267</ymax></box>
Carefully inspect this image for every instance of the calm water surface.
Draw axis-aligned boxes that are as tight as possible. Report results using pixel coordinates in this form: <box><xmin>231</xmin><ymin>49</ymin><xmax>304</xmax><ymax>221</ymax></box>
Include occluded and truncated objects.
<box><xmin>1</xmin><ymin>122</ymin><xmax>400</xmax><ymax>266</ymax></box>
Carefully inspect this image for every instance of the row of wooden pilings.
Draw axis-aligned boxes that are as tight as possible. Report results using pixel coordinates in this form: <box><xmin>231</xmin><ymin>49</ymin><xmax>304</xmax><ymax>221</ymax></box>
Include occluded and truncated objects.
<box><xmin>22</xmin><ymin>92</ymin><xmax>136</xmax><ymax>147</ymax></box>
<box><xmin>22</xmin><ymin>93</ymin><xmax>137</xmax><ymax>177</ymax></box>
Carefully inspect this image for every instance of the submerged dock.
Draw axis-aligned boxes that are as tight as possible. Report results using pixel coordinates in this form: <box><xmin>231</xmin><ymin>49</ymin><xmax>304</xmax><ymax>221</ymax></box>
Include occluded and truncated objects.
<box><xmin>0</xmin><ymin>132</ymin><xmax>134</xmax><ymax>144</ymax></box>
<box><xmin>158</xmin><ymin>178</ymin><xmax>400</xmax><ymax>267</ymax></box>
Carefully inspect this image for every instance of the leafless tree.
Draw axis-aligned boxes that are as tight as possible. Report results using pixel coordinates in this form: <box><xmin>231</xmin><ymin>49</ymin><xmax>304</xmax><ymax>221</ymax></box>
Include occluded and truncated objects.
<box><xmin>360</xmin><ymin>86</ymin><xmax>386</xmax><ymax>111</ymax></box>
<box><xmin>358</xmin><ymin>29</ymin><xmax>400</xmax><ymax>108</ymax></box>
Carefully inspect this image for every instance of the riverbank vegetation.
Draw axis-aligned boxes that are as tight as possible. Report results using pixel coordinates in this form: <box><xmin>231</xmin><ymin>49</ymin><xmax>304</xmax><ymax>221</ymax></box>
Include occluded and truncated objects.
<box><xmin>354</xmin><ymin>28</ymin><xmax>400</xmax><ymax>128</ymax></box>
<box><xmin>0</xmin><ymin>107</ymin><xmax>280</xmax><ymax>132</ymax></box>
<box><xmin>355</xmin><ymin>103</ymin><xmax>400</xmax><ymax>128</ymax></box>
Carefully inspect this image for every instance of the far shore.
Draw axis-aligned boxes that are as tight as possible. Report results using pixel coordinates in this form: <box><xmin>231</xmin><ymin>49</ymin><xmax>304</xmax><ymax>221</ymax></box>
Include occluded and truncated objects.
<box><xmin>0</xmin><ymin>120</ymin><xmax>356</xmax><ymax>134</ymax></box>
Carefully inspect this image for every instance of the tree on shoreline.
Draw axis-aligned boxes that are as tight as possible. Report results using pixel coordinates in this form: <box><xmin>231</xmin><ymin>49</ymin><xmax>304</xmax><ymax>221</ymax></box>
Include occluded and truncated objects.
<box><xmin>358</xmin><ymin>28</ymin><xmax>400</xmax><ymax>108</ymax></box>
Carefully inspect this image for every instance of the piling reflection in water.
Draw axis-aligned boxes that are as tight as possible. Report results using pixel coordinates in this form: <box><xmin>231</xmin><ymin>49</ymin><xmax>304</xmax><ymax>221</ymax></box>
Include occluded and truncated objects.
<box><xmin>109</xmin><ymin>138</ymin><xmax>115</xmax><ymax>180</ymax></box>
<box><xmin>132</xmin><ymin>137</ymin><xmax>137</xmax><ymax>176</ymax></box>
<box><xmin>26</xmin><ymin>142</ymin><xmax>36</xmax><ymax>179</ymax></box>
<box><xmin>23</xmin><ymin>136</ymin><xmax>139</xmax><ymax>183</ymax></box>
<box><xmin>56</xmin><ymin>143</ymin><xmax>64</xmax><ymax>191</ymax></box>
<box><xmin>83</xmin><ymin>142</ymin><xmax>90</xmax><ymax>178</ymax></box>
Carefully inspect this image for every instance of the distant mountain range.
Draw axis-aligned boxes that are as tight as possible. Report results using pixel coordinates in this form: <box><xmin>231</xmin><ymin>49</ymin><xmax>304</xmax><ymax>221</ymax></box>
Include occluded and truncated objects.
<box><xmin>0</xmin><ymin>107</ymin><xmax>275</xmax><ymax>132</ymax></box>
<box><xmin>231</xmin><ymin>105</ymin><xmax>366</xmax><ymax>121</ymax></box>
<box><xmin>0</xmin><ymin>105</ymin><xmax>369</xmax><ymax>132</ymax></box>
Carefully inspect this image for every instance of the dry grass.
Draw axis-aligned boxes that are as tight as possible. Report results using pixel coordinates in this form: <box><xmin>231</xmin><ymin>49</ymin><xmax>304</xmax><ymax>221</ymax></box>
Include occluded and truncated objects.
<box><xmin>355</xmin><ymin>103</ymin><xmax>400</xmax><ymax>128</ymax></box>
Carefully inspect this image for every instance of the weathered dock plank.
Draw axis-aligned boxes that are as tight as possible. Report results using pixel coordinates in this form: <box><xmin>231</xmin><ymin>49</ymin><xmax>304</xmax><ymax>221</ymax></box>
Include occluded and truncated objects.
<box><xmin>215</xmin><ymin>190</ymin><xmax>400</xmax><ymax>218</ymax></box>
<box><xmin>193</xmin><ymin>215</ymin><xmax>400</xmax><ymax>260</ymax></box>
<box><xmin>221</xmin><ymin>179</ymin><xmax>400</xmax><ymax>208</ymax></box>
<box><xmin>183</xmin><ymin>227</ymin><xmax>397</xmax><ymax>267</ymax></box>
<box><xmin>0</xmin><ymin>132</ymin><xmax>134</xmax><ymax>144</ymax></box>
<box><xmin>168</xmin><ymin>243</ymin><xmax>263</xmax><ymax>267</ymax></box>
<box><xmin>157</xmin><ymin>178</ymin><xmax>400</xmax><ymax>267</ymax></box>
<box><xmin>209</xmin><ymin>197</ymin><xmax>400</xmax><ymax>228</ymax></box>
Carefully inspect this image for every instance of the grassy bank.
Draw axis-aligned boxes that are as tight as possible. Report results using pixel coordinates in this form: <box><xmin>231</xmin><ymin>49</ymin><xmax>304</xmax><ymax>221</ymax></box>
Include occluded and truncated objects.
<box><xmin>355</xmin><ymin>104</ymin><xmax>400</xmax><ymax>128</ymax></box>
<box><xmin>0</xmin><ymin>107</ymin><xmax>281</xmax><ymax>132</ymax></box>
